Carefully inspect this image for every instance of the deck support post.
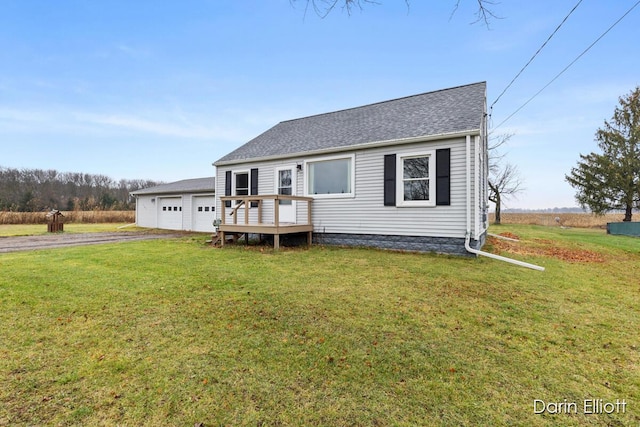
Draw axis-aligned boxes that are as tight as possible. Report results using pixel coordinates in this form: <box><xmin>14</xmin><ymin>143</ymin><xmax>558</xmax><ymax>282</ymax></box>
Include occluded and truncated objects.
<box><xmin>244</xmin><ymin>197</ymin><xmax>249</xmax><ymax>225</ymax></box>
<box><xmin>219</xmin><ymin>195</ymin><xmax>313</xmax><ymax>251</ymax></box>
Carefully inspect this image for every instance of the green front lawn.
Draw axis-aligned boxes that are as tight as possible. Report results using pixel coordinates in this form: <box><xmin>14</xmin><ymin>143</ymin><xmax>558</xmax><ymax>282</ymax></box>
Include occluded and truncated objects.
<box><xmin>0</xmin><ymin>226</ymin><xmax>638</xmax><ymax>426</ymax></box>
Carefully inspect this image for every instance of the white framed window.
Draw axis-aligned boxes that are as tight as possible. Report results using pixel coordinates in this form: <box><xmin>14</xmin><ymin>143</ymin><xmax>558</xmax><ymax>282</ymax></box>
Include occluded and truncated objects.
<box><xmin>233</xmin><ymin>170</ymin><xmax>249</xmax><ymax>204</ymax></box>
<box><xmin>304</xmin><ymin>154</ymin><xmax>355</xmax><ymax>198</ymax></box>
<box><xmin>397</xmin><ymin>151</ymin><xmax>435</xmax><ymax>207</ymax></box>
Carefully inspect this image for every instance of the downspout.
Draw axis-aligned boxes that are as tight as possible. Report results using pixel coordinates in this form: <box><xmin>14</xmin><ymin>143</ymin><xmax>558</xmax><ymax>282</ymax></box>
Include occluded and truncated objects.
<box><xmin>474</xmin><ymin>135</ymin><xmax>480</xmax><ymax>239</ymax></box>
<box><xmin>465</xmin><ymin>233</ymin><xmax>545</xmax><ymax>271</ymax></box>
<box><xmin>464</xmin><ymin>135</ymin><xmax>545</xmax><ymax>271</ymax></box>
<box><xmin>466</xmin><ymin>135</ymin><xmax>471</xmax><ymax>234</ymax></box>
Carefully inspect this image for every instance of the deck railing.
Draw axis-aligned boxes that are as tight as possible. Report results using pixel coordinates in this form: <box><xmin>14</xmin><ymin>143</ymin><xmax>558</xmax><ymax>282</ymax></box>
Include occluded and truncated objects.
<box><xmin>218</xmin><ymin>194</ymin><xmax>313</xmax><ymax>249</ymax></box>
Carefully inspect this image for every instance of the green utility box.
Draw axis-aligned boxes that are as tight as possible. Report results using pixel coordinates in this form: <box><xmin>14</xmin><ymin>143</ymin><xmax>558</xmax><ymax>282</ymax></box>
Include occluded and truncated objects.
<box><xmin>607</xmin><ymin>222</ymin><xmax>640</xmax><ymax>237</ymax></box>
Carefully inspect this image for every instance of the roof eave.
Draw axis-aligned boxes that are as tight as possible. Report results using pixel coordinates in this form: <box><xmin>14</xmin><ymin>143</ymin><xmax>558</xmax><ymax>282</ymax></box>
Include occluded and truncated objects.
<box><xmin>130</xmin><ymin>189</ymin><xmax>215</xmax><ymax>196</ymax></box>
<box><xmin>213</xmin><ymin>129</ymin><xmax>481</xmax><ymax>167</ymax></box>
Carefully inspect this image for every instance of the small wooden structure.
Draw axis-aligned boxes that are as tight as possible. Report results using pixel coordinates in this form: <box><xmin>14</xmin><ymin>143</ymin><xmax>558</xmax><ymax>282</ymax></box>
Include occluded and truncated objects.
<box><xmin>218</xmin><ymin>195</ymin><xmax>313</xmax><ymax>249</ymax></box>
<box><xmin>46</xmin><ymin>210</ymin><xmax>64</xmax><ymax>233</ymax></box>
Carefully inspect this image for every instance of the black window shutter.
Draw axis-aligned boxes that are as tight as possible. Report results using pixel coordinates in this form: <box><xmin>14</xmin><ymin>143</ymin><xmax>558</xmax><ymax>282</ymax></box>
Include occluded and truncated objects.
<box><xmin>224</xmin><ymin>170</ymin><xmax>232</xmax><ymax>208</ymax></box>
<box><xmin>436</xmin><ymin>148</ymin><xmax>450</xmax><ymax>206</ymax></box>
<box><xmin>250</xmin><ymin>168</ymin><xmax>258</xmax><ymax>208</ymax></box>
<box><xmin>384</xmin><ymin>154</ymin><xmax>396</xmax><ymax>206</ymax></box>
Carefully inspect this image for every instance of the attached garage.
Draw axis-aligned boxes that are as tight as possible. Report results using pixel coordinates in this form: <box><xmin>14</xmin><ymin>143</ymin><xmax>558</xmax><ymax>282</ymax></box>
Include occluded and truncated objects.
<box><xmin>131</xmin><ymin>177</ymin><xmax>215</xmax><ymax>232</ymax></box>
<box><xmin>192</xmin><ymin>195</ymin><xmax>216</xmax><ymax>232</ymax></box>
<box><xmin>158</xmin><ymin>197</ymin><xmax>183</xmax><ymax>230</ymax></box>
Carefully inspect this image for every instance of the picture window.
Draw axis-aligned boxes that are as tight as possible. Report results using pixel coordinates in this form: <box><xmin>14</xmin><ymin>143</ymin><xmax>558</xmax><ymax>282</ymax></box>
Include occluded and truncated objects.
<box><xmin>305</xmin><ymin>155</ymin><xmax>354</xmax><ymax>198</ymax></box>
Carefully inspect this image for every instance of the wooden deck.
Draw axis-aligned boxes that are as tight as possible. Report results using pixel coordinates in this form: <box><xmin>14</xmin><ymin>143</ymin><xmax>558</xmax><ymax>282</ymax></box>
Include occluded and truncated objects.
<box><xmin>219</xmin><ymin>195</ymin><xmax>313</xmax><ymax>249</ymax></box>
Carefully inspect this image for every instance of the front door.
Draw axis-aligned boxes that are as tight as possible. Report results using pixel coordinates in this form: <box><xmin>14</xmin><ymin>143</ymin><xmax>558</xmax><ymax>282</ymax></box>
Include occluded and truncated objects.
<box><xmin>276</xmin><ymin>166</ymin><xmax>296</xmax><ymax>223</ymax></box>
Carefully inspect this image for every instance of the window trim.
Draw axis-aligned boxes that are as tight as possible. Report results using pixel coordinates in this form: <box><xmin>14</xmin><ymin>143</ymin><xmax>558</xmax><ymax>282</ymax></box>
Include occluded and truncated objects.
<box><xmin>304</xmin><ymin>154</ymin><xmax>355</xmax><ymax>199</ymax></box>
<box><xmin>232</xmin><ymin>170</ymin><xmax>250</xmax><ymax>204</ymax></box>
<box><xmin>396</xmin><ymin>150</ymin><xmax>436</xmax><ymax>207</ymax></box>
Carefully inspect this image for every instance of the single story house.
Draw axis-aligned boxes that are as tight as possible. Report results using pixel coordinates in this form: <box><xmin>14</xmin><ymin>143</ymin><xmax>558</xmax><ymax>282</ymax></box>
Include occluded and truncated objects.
<box><xmin>213</xmin><ymin>82</ymin><xmax>489</xmax><ymax>255</ymax></box>
<box><xmin>131</xmin><ymin>177</ymin><xmax>216</xmax><ymax>232</ymax></box>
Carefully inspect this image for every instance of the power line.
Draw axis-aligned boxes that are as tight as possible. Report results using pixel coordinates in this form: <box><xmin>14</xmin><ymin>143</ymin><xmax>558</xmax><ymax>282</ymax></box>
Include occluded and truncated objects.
<box><xmin>492</xmin><ymin>0</ymin><xmax>640</xmax><ymax>131</ymax></box>
<box><xmin>490</xmin><ymin>0</ymin><xmax>584</xmax><ymax>112</ymax></box>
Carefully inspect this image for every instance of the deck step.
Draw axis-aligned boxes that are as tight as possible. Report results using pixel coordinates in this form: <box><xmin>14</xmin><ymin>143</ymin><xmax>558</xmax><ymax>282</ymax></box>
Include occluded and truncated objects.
<box><xmin>209</xmin><ymin>232</ymin><xmax>221</xmax><ymax>246</ymax></box>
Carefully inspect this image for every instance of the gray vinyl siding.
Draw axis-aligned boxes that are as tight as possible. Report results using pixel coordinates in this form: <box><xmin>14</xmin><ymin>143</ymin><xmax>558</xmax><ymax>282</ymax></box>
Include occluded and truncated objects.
<box><xmin>215</xmin><ymin>135</ymin><xmax>483</xmax><ymax>239</ymax></box>
<box><xmin>135</xmin><ymin>194</ymin><xmax>158</xmax><ymax>228</ymax></box>
<box><xmin>182</xmin><ymin>196</ymin><xmax>192</xmax><ymax>231</ymax></box>
<box><xmin>312</xmin><ymin>138</ymin><xmax>469</xmax><ymax>238</ymax></box>
<box><xmin>469</xmin><ymin>136</ymin><xmax>477</xmax><ymax>238</ymax></box>
<box><xmin>135</xmin><ymin>192</ymin><xmax>216</xmax><ymax>231</ymax></box>
<box><xmin>216</xmin><ymin>160</ymin><xmax>304</xmax><ymax>226</ymax></box>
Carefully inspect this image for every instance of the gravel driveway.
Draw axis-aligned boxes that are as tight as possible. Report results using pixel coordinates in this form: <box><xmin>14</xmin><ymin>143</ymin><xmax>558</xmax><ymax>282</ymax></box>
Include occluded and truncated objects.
<box><xmin>0</xmin><ymin>231</ymin><xmax>185</xmax><ymax>253</ymax></box>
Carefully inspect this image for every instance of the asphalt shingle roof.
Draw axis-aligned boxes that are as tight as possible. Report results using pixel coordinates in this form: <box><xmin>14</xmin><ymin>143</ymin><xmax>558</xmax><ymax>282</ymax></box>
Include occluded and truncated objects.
<box><xmin>130</xmin><ymin>177</ymin><xmax>215</xmax><ymax>196</ymax></box>
<box><xmin>215</xmin><ymin>82</ymin><xmax>486</xmax><ymax>165</ymax></box>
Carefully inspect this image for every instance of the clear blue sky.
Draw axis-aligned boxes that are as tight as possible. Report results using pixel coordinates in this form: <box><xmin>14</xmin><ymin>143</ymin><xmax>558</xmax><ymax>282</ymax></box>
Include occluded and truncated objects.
<box><xmin>1</xmin><ymin>1</ymin><xmax>638</xmax><ymax>209</ymax></box>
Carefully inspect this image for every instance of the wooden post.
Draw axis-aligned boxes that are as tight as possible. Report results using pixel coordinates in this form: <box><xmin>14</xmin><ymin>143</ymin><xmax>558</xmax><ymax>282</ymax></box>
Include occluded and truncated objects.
<box><xmin>221</xmin><ymin>199</ymin><xmax>226</xmax><ymax>225</ymax></box>
<box><xmin>274</xmin><ymin>196</ymin><xmax>280</xmax><ymax>250</ymax></box>
<box><xmin>258</xmin><ymin>199</ymin><xmax>262</xmax><ymax>224</ymax></box>
<box><xmin>244</xmin><ymin>197</ymin><xmax>249</xmax><ymax>225</ymax></box>
<box><xmin>308</xmin><ymin>199</ymin><xmax>313</xmax><ymax>247</ymax></box>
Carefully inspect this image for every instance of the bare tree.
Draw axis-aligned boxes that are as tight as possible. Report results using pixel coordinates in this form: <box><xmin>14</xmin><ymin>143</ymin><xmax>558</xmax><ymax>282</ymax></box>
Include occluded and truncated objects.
<box><xmin>290</xmin><ymin>0</ymin><xmax>498</xmax><ymax>25</ymax></box>
<box><xmin>0</xmin><ymin>166</ymin><xmax>162</xmax><ymax>212</ymax></box>
<box><xmin>452</xmin><ymin>0</ymin><xmax>500</xmax><ymax>26</ymax></box>
<box><xmin>488</xmin><ymin>133</ymin><xmax>524</xmax><ymax>224</ymax></box>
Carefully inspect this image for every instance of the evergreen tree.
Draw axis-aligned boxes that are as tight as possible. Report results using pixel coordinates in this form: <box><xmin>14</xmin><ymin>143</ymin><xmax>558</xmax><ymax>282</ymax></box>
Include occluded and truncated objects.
<box><xmin>566</xmin><ymin>87</ymin><xmax>640</xmax><ymax>221</ymax></box>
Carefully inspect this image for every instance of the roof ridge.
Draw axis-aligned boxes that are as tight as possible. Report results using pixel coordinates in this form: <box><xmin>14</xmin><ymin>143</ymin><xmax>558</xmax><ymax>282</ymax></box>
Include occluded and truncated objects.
<box><xmin>279</xmin><ymin>81</ymin><xmax>486</xmax><ymax>124</ymax></box>
<box><xmin>174</xmin><ymin>177</ymin><xmax>214</xmax><ymax>183</ymax></box>
<box><xmin>214</xmin><ymin>81</ymin><xmax>487</xmax><ymax>165</ymax></box>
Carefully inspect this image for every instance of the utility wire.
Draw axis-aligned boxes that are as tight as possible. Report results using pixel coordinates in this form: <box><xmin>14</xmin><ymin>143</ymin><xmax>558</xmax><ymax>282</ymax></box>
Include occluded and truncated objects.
<box><xmin>493</xmin><ymin>0</ymin><xmax>640</xmax><ymax>131</ymax></box>
<box><xmin>490</xmin><ymin>0</ymin><xmax>584</xmax><ymax>112</ymax></box>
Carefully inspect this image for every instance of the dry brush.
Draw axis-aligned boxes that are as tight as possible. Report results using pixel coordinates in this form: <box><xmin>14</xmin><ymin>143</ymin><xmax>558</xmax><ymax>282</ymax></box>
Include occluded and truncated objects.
<box><xmin>0</xmin><ymin>211</ymin><xmax>135</xmax><ymax>225</ymax></box>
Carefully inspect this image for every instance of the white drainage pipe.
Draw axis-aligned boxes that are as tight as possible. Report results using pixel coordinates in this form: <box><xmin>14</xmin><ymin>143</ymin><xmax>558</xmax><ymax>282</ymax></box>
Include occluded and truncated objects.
<box><xmin>465</xmin><ymin>233</ymin><xmax>545</xmax><ymax>271</ymax></box>
<box><xmin>487</xmin><ymin>232</ymin><xmax>519</xmax><ymax>242</ymax></box>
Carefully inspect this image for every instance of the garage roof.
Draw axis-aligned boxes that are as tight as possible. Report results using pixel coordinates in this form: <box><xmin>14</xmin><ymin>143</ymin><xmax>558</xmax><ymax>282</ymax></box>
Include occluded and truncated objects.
<box><xmin>130</xmin><ymin>177</ymin><xmax>215</xmax><ymax>196</ymax></box>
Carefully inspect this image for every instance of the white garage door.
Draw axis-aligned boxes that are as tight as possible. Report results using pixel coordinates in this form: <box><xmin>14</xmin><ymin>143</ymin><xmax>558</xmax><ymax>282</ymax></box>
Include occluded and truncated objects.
<box><xmin>158</xmin><ymin>197</ymin><xmax>183</xmax><ymax>230</ymax></box>
<box><xmin>192</xmin><ymin>196</ymin><xmax>216</xmax><ymax>232</ymax></box>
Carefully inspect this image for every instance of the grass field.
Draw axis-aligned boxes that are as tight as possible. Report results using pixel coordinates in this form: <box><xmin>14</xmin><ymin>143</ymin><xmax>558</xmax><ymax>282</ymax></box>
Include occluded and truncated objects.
<box><xmin>0</xmin><ymin>223</ymin><xmax>140</xmax><ymax>237</ymax></box>
<box><xmin>0</xmin><ymin>225</ymin><xmax>638</xmax><ymax>426</ymax></box>
<box><xmin>490</xmin><ymin>212</ymin><xmax>637</xmax><ymax>228</ymax></box>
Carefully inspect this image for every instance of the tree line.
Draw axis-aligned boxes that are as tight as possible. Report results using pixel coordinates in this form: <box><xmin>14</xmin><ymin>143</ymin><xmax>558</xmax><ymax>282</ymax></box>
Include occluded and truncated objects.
<box><xmin>0</xmin><ymin>167</ymin><xmax>161</xmax><ymax>212</ymax></box>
